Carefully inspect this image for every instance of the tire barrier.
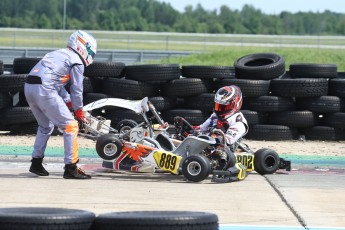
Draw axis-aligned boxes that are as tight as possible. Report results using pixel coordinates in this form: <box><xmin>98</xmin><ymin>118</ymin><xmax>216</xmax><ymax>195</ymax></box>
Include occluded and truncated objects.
<box><xmin>0</xmin><ymin>53</ymin><xmax>344</xmax><ymax>141</ymax></box>
<box><xmin>0</xmin><ymin>208</ymin><xmax>218</xmax><ymax>230</ymax></box>
<box><xmin>91</xmin><ymin>211</ymin><xmax>218</xmax><ymax>230</ymax></box>
<box><xmin>0</xmin><ymin>207</ymin><xmax>96</xmax><ymax>230</ymax></box>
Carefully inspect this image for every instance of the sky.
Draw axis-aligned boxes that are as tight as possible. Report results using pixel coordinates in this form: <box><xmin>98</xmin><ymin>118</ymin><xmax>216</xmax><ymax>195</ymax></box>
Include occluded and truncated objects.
<box><xmin>158</xmin><ymin>0</ymin><xmax>345</xmax><ymax>14</ymax></box>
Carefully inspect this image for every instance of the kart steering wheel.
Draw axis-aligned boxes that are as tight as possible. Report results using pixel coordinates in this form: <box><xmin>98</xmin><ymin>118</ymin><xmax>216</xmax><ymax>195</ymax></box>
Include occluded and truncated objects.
<box><xmin>173</xmin><ymin>116</ymin><xmax>194</xmax><ymax>137</ymax></box>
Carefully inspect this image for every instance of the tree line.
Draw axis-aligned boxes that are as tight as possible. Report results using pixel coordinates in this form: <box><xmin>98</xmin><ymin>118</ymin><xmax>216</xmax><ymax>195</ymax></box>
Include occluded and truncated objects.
<box><xmin>0</xmin><ymin>0</ymin><xmax>345</xmax><ymax>35</ymax></box>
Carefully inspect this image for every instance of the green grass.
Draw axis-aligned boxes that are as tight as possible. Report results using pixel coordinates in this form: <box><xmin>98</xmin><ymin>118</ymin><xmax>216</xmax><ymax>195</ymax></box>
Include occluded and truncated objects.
<box><xmin>1</xmin><ymin>28</ymin><xmax>345</xmax><ymax>71</ymax></box>
<box><xmin>153</xmin><ymin>46</ymin><xmax>345</xmax><ymax>72</ymax></box>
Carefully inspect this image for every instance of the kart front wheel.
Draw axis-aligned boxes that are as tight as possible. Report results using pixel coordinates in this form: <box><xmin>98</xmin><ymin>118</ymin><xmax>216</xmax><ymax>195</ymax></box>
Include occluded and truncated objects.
<box><xmin>96</xmin><ymin>134</ymin><xmax>123</xmax><ymax>160</ymax></box>
<box><xmin>182</xmin><ymin>155</ymin><xmax>211</xmax><ymax>182</ymax></box>
<box><xmin>254</xmin><ymin>148</ymin><xmax>280</xmax><ymax>175</ymax></box>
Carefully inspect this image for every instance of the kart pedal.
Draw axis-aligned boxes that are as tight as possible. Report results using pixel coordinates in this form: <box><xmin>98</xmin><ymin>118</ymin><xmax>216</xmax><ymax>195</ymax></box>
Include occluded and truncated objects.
<box><xmin>211</xmin><ymin>170</ymin><xmax>240</xmax><ymax>183</ymax></box>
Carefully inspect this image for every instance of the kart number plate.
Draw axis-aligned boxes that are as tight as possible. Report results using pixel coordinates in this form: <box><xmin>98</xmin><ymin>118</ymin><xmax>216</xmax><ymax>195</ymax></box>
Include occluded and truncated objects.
<box><xmin>153</xmin><ymin>151</ymin><xmax>182</xmax><ymax>175</ymax></box>
<box><xmin>236</xmin><ymin>154</ymin><xmax>254</xmax><ymax>171</ymax></box>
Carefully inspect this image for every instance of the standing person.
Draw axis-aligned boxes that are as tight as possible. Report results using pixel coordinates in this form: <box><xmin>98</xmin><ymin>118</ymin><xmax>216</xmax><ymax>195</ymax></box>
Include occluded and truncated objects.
<box><xmin>24</xmin><ymin>30</ymin><xmax>97</xmax><ymax>179</ymax></box>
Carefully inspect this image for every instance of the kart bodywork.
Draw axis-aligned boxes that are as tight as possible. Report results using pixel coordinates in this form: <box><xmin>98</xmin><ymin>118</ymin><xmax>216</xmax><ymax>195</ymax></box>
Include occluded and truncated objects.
<box><xmin>81</xmin><ymin>97</ymin><xmax>291</xmax><ymax>182</ymax></box>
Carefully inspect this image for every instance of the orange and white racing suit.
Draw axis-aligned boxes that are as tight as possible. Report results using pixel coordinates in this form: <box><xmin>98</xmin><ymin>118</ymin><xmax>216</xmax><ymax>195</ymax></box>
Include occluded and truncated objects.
<box><xmin>24</xmin><ymin>48</ymin><xmax>84</xmax><ymax>164</ymax></box>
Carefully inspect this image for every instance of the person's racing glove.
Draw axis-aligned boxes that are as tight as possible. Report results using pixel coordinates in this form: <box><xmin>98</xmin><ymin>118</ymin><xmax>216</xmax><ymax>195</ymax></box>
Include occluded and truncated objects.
<box><xmin>74</xmin><ymin>109</ymin><xmax>87</xmax><ymax>123</ymax></box>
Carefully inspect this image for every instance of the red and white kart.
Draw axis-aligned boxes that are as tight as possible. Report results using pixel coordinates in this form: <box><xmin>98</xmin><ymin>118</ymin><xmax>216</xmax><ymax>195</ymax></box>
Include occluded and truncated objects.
<box><xmin>80</xmin><ymin>97</ymin><xmax>218</xmax><ymax>182</ymax></box>
<box><xmin>80</xmin><ymin>97</ymin><xmax>291</xmax><ymax>183</ymax></box>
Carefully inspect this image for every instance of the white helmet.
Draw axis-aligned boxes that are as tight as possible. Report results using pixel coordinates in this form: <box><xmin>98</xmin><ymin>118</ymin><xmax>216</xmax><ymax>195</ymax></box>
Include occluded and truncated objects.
<box><xmin>67</xmin><ymin>30</ymin><xmax>97</xmax><ymax>66</ymax></box>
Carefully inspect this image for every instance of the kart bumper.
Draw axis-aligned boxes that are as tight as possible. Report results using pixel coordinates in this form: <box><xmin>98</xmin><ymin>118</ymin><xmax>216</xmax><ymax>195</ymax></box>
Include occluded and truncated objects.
<box><xmin>279</xmin><ymin>158</ymin><xmax>291</xmax><ymax>171</ymax></box>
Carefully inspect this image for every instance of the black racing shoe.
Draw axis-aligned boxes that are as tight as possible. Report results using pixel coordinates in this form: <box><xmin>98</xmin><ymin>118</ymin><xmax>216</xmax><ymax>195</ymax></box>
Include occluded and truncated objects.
<box><xmin>29</xmin><ymin>158</ymin><xmax>49</xmax><ymax>176</ymax></box>
<box><xmin>63</xmin><ymin>163</ymin><xmax>91</xmax><ymax>179</ymax></box>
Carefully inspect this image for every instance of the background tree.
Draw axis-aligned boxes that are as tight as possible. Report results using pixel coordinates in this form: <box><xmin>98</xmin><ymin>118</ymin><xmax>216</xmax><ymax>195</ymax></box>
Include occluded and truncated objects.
<box><xmin>0</xmin><ymin>0</ymin><xmax>345</xmax><ymax>35</ymax></box>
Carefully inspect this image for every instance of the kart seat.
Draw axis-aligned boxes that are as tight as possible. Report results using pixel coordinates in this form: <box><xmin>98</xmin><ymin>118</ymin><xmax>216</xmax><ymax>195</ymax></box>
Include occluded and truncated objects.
<box><xmin>155</xmin><ymin>133</ymin><xmax>175</xmax><ymax>152</ymax></box>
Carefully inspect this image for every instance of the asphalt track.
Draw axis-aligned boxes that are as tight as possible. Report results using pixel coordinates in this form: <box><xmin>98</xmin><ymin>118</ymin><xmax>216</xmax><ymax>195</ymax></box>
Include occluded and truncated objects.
<box><xmin>0</xmin><ymin>145</ymin><xmax>344</xmax><ymax>230</ymax></box>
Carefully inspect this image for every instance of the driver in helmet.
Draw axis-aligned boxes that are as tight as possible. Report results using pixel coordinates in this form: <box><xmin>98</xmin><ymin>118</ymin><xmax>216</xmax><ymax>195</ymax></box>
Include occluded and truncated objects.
<box><xmin>196</xmin><ymin>85</ymin><xmax>249</xmax><ymax>182</ymax></box>
<box><xmin>195</xmin><ymin>85</ymin><xmax>249</xmax><ymax>149</ymax></box>
<box><xmin>24</xmin><ymin>30</ymin><xmax>97</xmax><ymax>179</ymax></box>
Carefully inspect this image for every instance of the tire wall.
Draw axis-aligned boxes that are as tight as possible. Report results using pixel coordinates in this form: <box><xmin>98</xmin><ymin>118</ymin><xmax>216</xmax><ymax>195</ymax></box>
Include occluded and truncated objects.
<box><xmin>0</xmin><ymin>55</ymin><xmax>344</xmax><ymax>141</ymax></box>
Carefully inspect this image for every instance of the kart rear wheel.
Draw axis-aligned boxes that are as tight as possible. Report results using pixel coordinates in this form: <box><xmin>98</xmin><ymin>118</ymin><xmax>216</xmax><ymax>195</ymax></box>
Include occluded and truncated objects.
<box><xmin>182</xmin><ymin>155</ymin><xmax>211</xmax><ymax>182</ymax></box>
<box><xmin>254</xmin><ymin>148</ymin><xmax>280</xmax><ymax>175</ymax></box>
<box><xmin>96</xmin><ymin>134</ymin><xmax>123</xmax><ymax>160</ymax></box>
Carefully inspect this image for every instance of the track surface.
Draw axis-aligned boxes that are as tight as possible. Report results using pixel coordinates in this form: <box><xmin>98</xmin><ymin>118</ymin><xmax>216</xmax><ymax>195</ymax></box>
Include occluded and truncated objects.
<box><xmin>0</xmin><ymin>145</ymin><xmax>344</xmax><ymax>229</ymax></box>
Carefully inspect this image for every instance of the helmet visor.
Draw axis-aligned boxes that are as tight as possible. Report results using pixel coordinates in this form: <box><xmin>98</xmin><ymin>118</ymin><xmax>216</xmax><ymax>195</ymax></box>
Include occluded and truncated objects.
<box><xmin>86</xmin><ymin>43</ymin><xmax>96</xmax><ymax>59</ymax></box>
<box><xmin>214</xmin><ymin>100</ymin><xmax>235</xmax><ymax>112</ymax></box>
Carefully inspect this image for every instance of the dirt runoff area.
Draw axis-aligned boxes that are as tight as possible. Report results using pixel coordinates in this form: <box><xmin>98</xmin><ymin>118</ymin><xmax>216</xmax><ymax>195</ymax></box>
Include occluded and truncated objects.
<box><xmin>0</xmin><ymin>134</ymin><xmax>344</xmax><ymax>157</ymax></box>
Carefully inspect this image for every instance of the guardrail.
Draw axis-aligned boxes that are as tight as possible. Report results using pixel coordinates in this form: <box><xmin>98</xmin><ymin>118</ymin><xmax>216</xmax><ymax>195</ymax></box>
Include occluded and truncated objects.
<box><xmin>2</xmin><ymin>28</ymin><xmax>345</xmax><ymax>52</ymax></box>
<box><xmin>0</xmin><ymin>48</ymin><xmax>196</xmax><ymax>65</ymax></box>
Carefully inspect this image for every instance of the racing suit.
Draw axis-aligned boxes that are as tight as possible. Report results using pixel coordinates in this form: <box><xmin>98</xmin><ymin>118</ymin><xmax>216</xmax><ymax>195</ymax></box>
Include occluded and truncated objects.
<box><xmin>198</xmin><ymin>112</ymin><xmax>249</xmax><ymax>149</ymax></box>
<box><xmin>24</xmin><ymin>48</ymin><xmax>84</xmax><ymax>164</ymax></box>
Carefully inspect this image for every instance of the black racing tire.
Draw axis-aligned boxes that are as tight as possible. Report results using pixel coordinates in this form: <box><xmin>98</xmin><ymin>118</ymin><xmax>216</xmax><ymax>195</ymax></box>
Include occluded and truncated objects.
<box><xmin>84</xmin><ymin>62</ymin><xmax>125</xmax><ymax>78</ymax></box>
<box><xmin>234</xmin><ymin>53</ymin><xmax>285</xmax><ymax>80</ymax></box>
<box><xmin>8</xmin><ymin>122</ymin><xmax>38</xmax><ymax>135</ymax></box>
<box><xmin>254</xmin><ymin>148</ymin><xmax>280</xmax><ymax>175</ymax></box>
<box><xmin>85</xmin><ymin>76</ymin><xmax>102</xmax><ymax>93</ymax></box>
<box><xmin>322</xmin><ymin>112</ymin><xmax>345</xmax><ymax>129</ymax></box>
<box><xmin>65</xmin><ymin>77</ymin><xmax>100</xmax><ymax>94</ymax></box>
<box><xmin>160</xmin><ymin>78</ymin><xmax>213</xmax><ymax>97</ymax></box>
<box><xmin>114</xmin><ymin>119</ymin><xmax>138</xmax><ymax>141</ymax></box>
<box><xmin>96</xmin><ymin>134</ymin><xmax>123</xmax><ymax>160</ymax></box>
<box><xmin>148</xmin><ymin>96</ymin><xmax>176</xmax><ymax>111</ymax></box>
<box><xmin>0</xmin><ymin>74</ymin><xmax>28</xmax><ymax>93</ymax></box>
<box><xmin>246</xmin><ymin>124</ymin><xmax>297</xmax><ymax>141</ymax></box>
<box><xmin>268</xmin><ymin>110</ymin><xmax>316</xmax><ymax>128</ymax></box>
<box><xmin>92</xmin><ymin>211</ymin><xmax>218</xmax><ymax>230</ymax></box>
<box><xmin>83</xmin><ymin>93</ymin><xmax>108</xmax><ymax>105</ymax></box>
<box><xmin>181</xmin><ymin>65</ymin><xmax>235</xmax><ymax>79</ymax></box>
<box><xmin>240</xmin><ymin>110</ymin><xmax>267</xmax><ymax>125</ymax></box>
<box><xmin>300</xmin><ymin>126</ymin><xmax>343</xmax><ymax>141</ymax></box>
<box><xmin>328</xmin><ymin>78</ymin><xmax>345</xmax><ymax>97</ymax></box>
<box><xmin>243</xmin><ymin>96</ymin><xmax>295</xmax><ymax>112</ymax></box>
<box><xmin>0</xmin><ymin>106</ymin><xmax>36</xmax><ymax>125</ymax></box>
<box><xmin>125</xmin><ymin>64</ymin><xmax>181</xmax><ymax>83</ymax></box>
<box><xmin>215</xmin><ymin>78</ymin><xmax>270</xmax><ymax>97</ymax></box>
<box><xmin>101</xmin><ymin>78</ymin><xmax>157</xmax><ymax>99</ymax></box>
<box><xmin>289</xmin><ymin>63</ymin><xmax>337</xmax><ymax>79</ymax></box>
<box><xmin>0</xmin><ymin>207</ymin><xmax>95</xmax><ymax>230</ymax></box>
<box><xmin>183</xmin><ymin>93</ymin><xmax>215</xmax><ymax>112</ymax></box>
<box><xmin>13</xmin><ymin>57</ymin><xmax>41</xmax><ymax>74</ymax></box>
<box><xmin>182</xmin><ymin>155</ymin><xmax>211</xmax><ymax>182</ymax></box>
<box><xmin>296</xmin><ymin>96</ymin><xmax>345</xmax><ymax>113</ymax></box>
<box><xmin>270</xmin><ymin>78</ymin><xmax>328</xmax><ymax>98</ymax></box>
<box><xmin>0</xmin><ymin>93</ymin><xmax>12</xmax><ymax>109</ymax></box>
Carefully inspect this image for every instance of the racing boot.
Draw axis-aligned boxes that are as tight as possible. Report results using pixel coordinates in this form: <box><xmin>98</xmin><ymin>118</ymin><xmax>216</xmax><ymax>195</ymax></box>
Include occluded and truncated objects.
<box><xmin>29</xmin><ymin>158</ymin><xmax>49</xmax><ymax>176</ymax></box>
<box><xmin>63</xmin><ymin>163</ymin><xmax>91</xmax><ymax>179</ymax></box>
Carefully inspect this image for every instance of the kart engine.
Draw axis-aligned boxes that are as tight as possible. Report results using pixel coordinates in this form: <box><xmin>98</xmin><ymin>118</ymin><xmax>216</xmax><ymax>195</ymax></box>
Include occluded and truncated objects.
<box><xmin>203</xmin><ymin>145</ymin><xmax>229</xmax><ymax>170</ymax></box>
